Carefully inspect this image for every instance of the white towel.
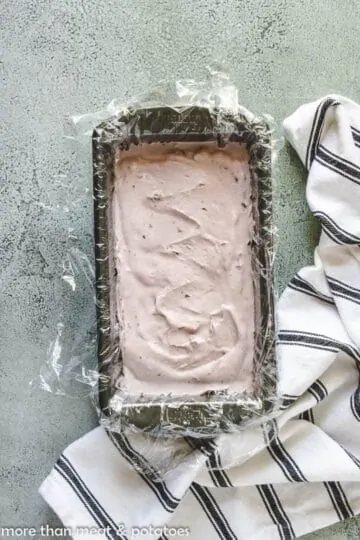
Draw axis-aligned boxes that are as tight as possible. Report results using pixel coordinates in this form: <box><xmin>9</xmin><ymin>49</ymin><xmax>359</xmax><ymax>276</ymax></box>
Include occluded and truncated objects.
<box><xmin>40</xmin><ymin>96</ymin><xmax>360</xmax><ymax>540</ymax></box>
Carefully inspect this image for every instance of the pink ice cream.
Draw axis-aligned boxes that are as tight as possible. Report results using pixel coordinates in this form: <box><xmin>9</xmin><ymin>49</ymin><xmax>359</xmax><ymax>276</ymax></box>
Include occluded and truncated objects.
<box><xmin>112</xmin><ymin>143</ymin><xmax>256</xmax><ymax>396</ymax></box>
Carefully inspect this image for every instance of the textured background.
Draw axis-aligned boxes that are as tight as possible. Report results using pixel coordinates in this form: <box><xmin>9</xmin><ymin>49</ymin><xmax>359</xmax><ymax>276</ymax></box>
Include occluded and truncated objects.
<box><xmin>1</xmin><ymin>0</ymin><xmax>360</xmax><ymax>538</ymax></box>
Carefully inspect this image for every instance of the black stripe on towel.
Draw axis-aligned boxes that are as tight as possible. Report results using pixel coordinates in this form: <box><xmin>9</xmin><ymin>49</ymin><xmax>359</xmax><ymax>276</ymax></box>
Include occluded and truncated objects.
<box><xmin>117</xmin><ymin>432</ymin><xmax>180</xmax><ymax>503</ymax></box>
<box><xmin>324</xmin><ymin>481</ymin><xmax>354</xmax><ymax>521</ymax></box>
<box><xmin>306</xmin><ymin>98</ymin><xmax>339</xmax><ymax>170</ymax></box>
<box><xmin>337</xmin><ymin>341</ymin><xmax>360</xmax><ymax>364</ymax></box>
<box><xmin>316</xmin><ymin>145</ymin><xmax>360</xmax><ymax>187</ymax></box>
<box><xmin>288</xmin><ymin>394</ymin><xmax>355</xmax><ymax>522</ymax></box>
<box><xmin>292</xmin><ymin>395</ymin><xmax>355</xmax><ymax>521</ymax></box>
<box><xmin>278</xmin><ymin>331</ymin><xmax>339</xmax><ymax>354</ymax></box>
<box><xmin>284</xmin><ymin>392</ymin><xmax>356</xmax><ymax>522</ymax></box>
<box><xmin>298</xmin><ymin>408</ymin><xmax>315</xmax><ymax>423</ymax></box>
<box><xmin>351</xmin><ymin>126</ymin><xmax>360</xmax><ymax>148</ymax></box>
<box><xmin>343</xmin><ymin>447</ymin><xmax>360</xmax><ymax>469</ymax></box>
<box><xmin>316</xmin><ymin>153</ymin><xmax>360</xmax><ymax>188</ymax></box>
<box><xmin>184</xmin><ymin>435</ymin><xmax>203</xmax><ymax>452</ymax></box>
<box><xmin>328</xmin><ymin>276</ymin><xmax>360</xmax><ymax>296</ymax></box>
<box><xmin>306</xmin><ymin>100</ymin><xmax>324</xmax><ymax>169</ymax></box>
<box><xmin>351</xmin><ymin>125</ymin><xmax>360</xmax><ymax>135</ymax></box>
<box><xmin>286</xmin><ymin>388</ymin><xmax>356</xmax><ymax>521</ymax></box>
<box><xmin>190</xmin><ymin>483</ymin><xmax>238</xmax><ymax>540</ymax></box>
<box><xmin>185</xmin><ymin>437</ymin><xmax>233</xmax><ymax>487</ymax></box>
<box><xmin>308</xmin><ymin>379</ymin><xmax>328</xmax><ymax>403</ymax></box>
<box><xmin>283</xmin><ymin>380</ymin><xmax>327</xmax><ymax>417</ymax></box>
<box><xmin>313</xmin><ymin>211</ymin><xmax>360</xmax><ymax>245</ymax></box>
<box><xmin>350</xmin><ymin>387</ymin><xmax>360</xmax><ymax>422</ymax></box>
<box><xmin>327</xmin><ymin>276</ymin><xmax>360</xmax><ymax>305</ymax></box>
<box><xmin>280</xmin><ymin>395</ymin><xmax>299</xmax><ymax>410</ymax></box>
<box><xmin>278</xmin><ymin>330</ymin><xmax>360</xmax><ymax>364</ymax></box>
<box><xmin>320</xmin><ymin>144</ymin><xmax>360</xmax><ymax>176</ymax></box>
<box><xmin>257</xmin><ymin>484</ymin><xmax>295</xmax><ymax>540</ymax></box>
<box><xmin>204</xmin><ymin>440</ymin><xmax>233</xmax><ymax>488</ymax></box>
<box><xmin>107</xmin><ymin>431</ymin><xmax>179</xmax><ymax>512</ymax></box>
<box><xmin>288</xmin><ymin>274</ymin><xmax>335</xmax><ymax>305</ymax></box>
<box><xmin>265</xmin><ymin>421</ymin><xmax>307</xmax><ymax>483</ymax></box>
<box><xmin>114</xmin><ymin>432</ymin><xmax>158</xmax><ymax>478</ymax></box>
<box><xmin>55</xmin><ymin>456</ymin><xmax>126</xmax><ymax>540</ymax></box>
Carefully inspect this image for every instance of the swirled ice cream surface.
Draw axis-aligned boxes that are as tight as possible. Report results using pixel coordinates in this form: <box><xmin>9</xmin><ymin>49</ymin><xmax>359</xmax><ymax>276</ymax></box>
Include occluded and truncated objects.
<box><xmin>112</xmin><ymin>143</ymin><xmax>256</xmax><ymax>396</ymax></box>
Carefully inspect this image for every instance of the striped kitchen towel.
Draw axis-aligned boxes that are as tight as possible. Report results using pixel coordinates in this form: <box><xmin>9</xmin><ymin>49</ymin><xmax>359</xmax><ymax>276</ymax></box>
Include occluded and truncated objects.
<box><xmin>40</xmin><ymin>96</ymin><xmax>360</xmax><ymax>540</ymax></box>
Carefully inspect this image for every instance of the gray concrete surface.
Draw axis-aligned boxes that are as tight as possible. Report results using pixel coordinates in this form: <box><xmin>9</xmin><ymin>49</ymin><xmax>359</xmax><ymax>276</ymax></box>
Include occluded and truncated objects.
<box><xmin>1</xmin><ymin>0</ymin><xmax>360</xmax><ymax>538</ymax></box>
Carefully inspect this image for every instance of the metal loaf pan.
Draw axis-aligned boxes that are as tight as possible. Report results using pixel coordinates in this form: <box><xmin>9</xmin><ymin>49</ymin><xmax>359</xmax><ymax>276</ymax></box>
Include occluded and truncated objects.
<box><xmin>93</xmin><ymin>106</ymin><xmax>276</xmax><ymax>437</ymax></box>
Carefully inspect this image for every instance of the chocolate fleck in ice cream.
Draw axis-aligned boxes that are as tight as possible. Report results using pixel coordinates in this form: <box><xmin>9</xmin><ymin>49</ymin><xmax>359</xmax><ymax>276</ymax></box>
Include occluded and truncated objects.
<box><xmin>112</xmin><ymin>143</ymin><xmax>256</xmax><ymax>396</ymax></box>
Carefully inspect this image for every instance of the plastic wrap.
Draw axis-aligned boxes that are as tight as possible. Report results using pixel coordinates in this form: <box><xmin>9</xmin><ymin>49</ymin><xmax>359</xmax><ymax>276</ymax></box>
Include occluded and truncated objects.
<box><xmin>38</xmin><ymin>73</ymin><xmax>277</xmax><ymax>441</ymax></box>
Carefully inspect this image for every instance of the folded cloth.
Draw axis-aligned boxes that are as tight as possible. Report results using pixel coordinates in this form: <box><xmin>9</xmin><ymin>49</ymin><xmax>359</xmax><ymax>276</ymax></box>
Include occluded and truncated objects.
<box><xmin>40</xmin><ymin>96</ymin><xmax>360</xmax><ymax>540</ymax></box>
